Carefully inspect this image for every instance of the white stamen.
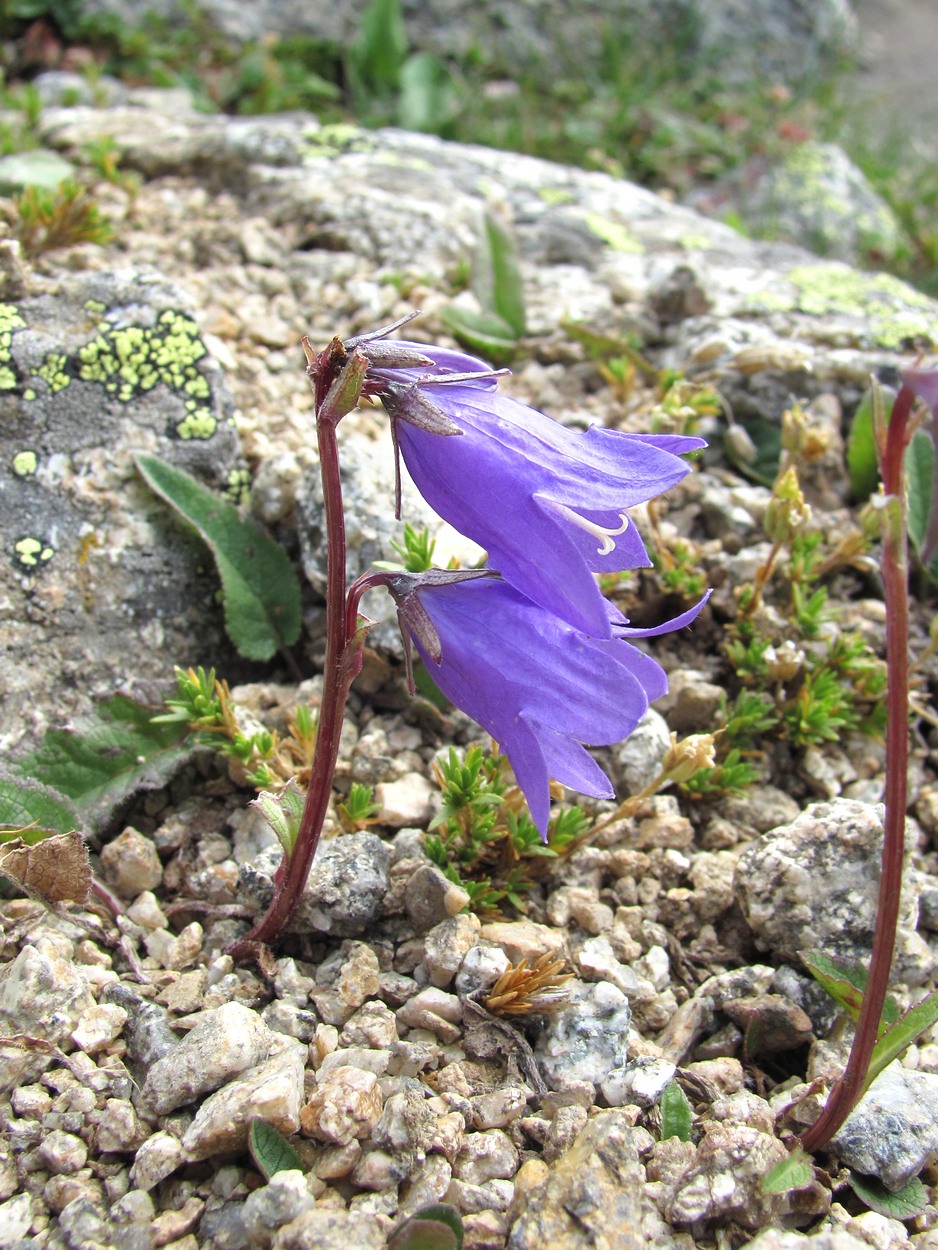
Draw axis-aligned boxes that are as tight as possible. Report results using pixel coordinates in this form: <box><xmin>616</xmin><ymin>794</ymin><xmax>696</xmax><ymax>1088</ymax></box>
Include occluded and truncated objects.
<box><xmin>550</xmin><ymin>504</ymin><xmax>630</xmax><ymax>556</ymax></box>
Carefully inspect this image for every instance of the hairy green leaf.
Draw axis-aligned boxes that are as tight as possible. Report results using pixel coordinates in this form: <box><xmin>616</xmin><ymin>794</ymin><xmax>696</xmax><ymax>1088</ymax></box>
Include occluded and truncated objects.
<box><xmin>801</xmin><ymin>950</ymin><xmax>898</xmax><ymax>1035</ymax></box>
<box><xmin>440</xmin><ymin>307</ymin><xmax>520</xmax><ymax>366</ymax></box>
<box><xmin>660</xmin><ymin>1080</ymin><xmax>693</xmax><ymax>1141</ymax></box>
<box><xmin>866</xmin><ymin>991</ymin><xmax>938</xmax><ymax>1091</ymax></box>
<box><xmin>9</xmin><ymin>695</ymin><xmax>191</xmax><ymax>832</ymax></box>
<box><xmin>906</xmin><ymin>428</ymin><xmax>937</xmax><ymax>574</ymax></box>
<box><xmin>0</xmin><ymin>771</ymin><xmax>81</xmax><ymax>837</ymax></box>
<box><xmin>248</xmin><ymin>1118</ymin><xmax>306</xmax><ymax>1181</ymax></box>
<box><xmin>724</xmin><ymin>413</ymin><xmax>781</xmax><ymax>486</ymax></box>
<box><xmin>761</xmin><ymin>1147</ymin><xmax>815</xmax><ymax>1195</ymax></box>
<box><xmin>847</xmin><ymin>1171</ymin><xmax>928</xmax><ymax>1219</ymax></box>
<box><xmin>136</xmin><ymin>454</ymin><xmax>301</xmax><ymax>660</ymax></box>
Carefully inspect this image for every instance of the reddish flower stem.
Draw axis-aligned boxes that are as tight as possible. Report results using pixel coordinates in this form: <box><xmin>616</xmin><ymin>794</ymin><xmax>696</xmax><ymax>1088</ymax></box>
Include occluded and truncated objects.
<box><xmin>800</xmin><ymin>384</ymin><xmax>915</xmax><ymax>1152</ymax></box>
<box><xmin>228</xmin><ymin>346</ymin><xmax>364</xmax><ymax>960</ymax></box>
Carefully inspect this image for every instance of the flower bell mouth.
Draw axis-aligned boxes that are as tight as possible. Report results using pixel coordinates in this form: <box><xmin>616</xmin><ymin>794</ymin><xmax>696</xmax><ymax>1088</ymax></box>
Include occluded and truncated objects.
<box><xmin>547</xmin><ymin>504</ymin><xmax>631</xmax><ymax>557</ymax></box>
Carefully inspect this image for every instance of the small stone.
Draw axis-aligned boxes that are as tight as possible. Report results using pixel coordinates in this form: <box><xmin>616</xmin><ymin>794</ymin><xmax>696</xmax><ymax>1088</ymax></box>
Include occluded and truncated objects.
<box><xmin>722</xmin><ymin>994</ymin><xmax>813</xmax><ymax>1054</ymax></box>
<box><xmin>470</xmin><ymin>1087</ymin><xmax>528</xmax><ymax>1130</ymax></box>
<box><xmin>375</xmin><ymin>773</ymin><xmax>435</xmax><ymax>827</ymax></box>
<box><xmin>142</xmin><ymin>1001</ymin><xmax>274</xmax><ymax>1114</ymax></box>
<box><xmin>57</xmin><ymin>1196</ymin><xmax>113</xmax><ymax>1249</ymax></box>
<box><xmin>38</xmin><ymin>1129</ymin><xmax>88</xmax><ymax>1175</ymax></box>
<box><xmin>0</xmin><ymin>1193</ymin><xmax>33</xmax><ymax>1246</ymax></box>
<box><xmin>405</xmin><ymin>864</ymin><xmax>472</xmax><ymax>931</ymax></box>
<box><xmin>831</xmin><ymin>1061</ymin><xmax>938</xmax><ymax>1191</ymax></box>
<box><xmin>312</xmin><ymin>1141</ymin><xmax>362</xmax><ymax>1179</ymax></box>
<box><xmin>397</xmin><ymin>1154</ymin><xmax>453</xmax><ymax>1217</ymax></box>
<box><xmin>455</xmin><ymin>945</ymin><xmax>511</xmax><ymax>998</ymax></box>
<box><xmin>340</xmin><ymin>1001</ymin><xmax>399</xmax><ymax>1049</ymax></box>
<box><xmin>301</xmin><ymin>1066</ymin><xmax>384</xmax><ymax>1145</ymax></box>
<box><xmin>242</xmin><ymin>1170</ymin><xmax>316</xmax><ymax>1245</ymax></box>
<box><xmin>453</xmin><ymin>1130</ymin><xmax>518</xmax><ymax>1186</ymax></box>
<box><xmin>535</xmin><ymin>981</ymin><xmax>631</xmax><ymax>1089</ymax></box>
<box><xmin>0</xmin><ymin>944</ymin><xmax>94</xmax><ymax>1049</ymax></box>
<box><xmin>129</xmin><ymin>1131</ymin><xmax>186</xmax><ymax>1191</ymax></box>
<box><xmin>576</xmin><ymin>935</ymin><xmax>641</xmax><ymax>996</ymax></box>
<box><xmin>126</xmin><ymin>890</ymin><xmax>168</xmax><ymax>930</ymax></box>
<box><xmin>100</xmin><ymin>827</ymin><xmax>163</xmax><ymax>896</ymax></box>
<box><xmin>397</xmin><ymin>987</ymin><xmax>463</xmax><ymax>1043</ymax></box>
<box><xmin>318</xmin><ymin>1047</ymin><xmax>389</xmax><ymax>1078</ymax></box>
<box><xmin>601</xmin><ymin>1057</ymin><xmax>676</xmax><ymax>1109</ymax></box>
<box><xmin>93</xmin><ymin>1097</ymin><xmax>150</xmax><ymax>1153</ymax></box>
<box><xmin>478</xmin><ymin>920</ymin><xmax>566</xmax><ymax>964</ymax></box>
<box><xmin>181</xmin><ymin>1041</ymin><xmax>305</xmax><ymax>1161</ymax></box>
<box><xmin>310</xmin><ymin>941</ymin><xmax>381</xmax><ymax>1027</ymax></box>
<box><xmin>423</xmin><ymin>914</ymin><xmax>481</xmax><ymax>987</ymax></box>
<box><xmin>508</xmin><ymin>1110</ymin><xmax>644</xmax><ymax>1249</ymax></box>
<box><xmin>71</xmin><ymin>1002</ymin><xmax>128</xmax><ymax>1054</ymax></box>
<box><xmin>158</xmin><ymin>970</ymin><xmax>208</xmax><ymax>1015</ymax></box>
<box><xmin>666</xmin><ymin>1125</ymin><xmax>788</xmax><ymax>1229</ymax></box>
<box><xmin>151</xmin><ymin>1195</ymin><xmax>205</xmax><ymax>1245</ymax></box>
<box><xmin>462</xmin><ymin>1209</ymin><xmax>509</xmax><ymax>1249</ymax></box>
<box><xmin>270</xmin><ymin>1207</ymin><xmax>388</xmax><ymax>1250</ymax></box>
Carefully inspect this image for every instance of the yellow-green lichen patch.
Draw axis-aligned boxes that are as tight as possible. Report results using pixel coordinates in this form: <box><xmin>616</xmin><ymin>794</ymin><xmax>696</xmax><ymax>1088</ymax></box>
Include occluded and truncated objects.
<box><xmin>176</xmin><ymin>400</ymin><xmax>217</xmax><ymax>441</ymax></box>
<box><xmin>750</xmin><ymin>264</ymin><xmax>938</xmax><ymax>350</ymax></box>
<box><xmin>303</xmin><ymin>123</ymin><xmax>376</xmax><ymax>158</ymax></box>
<box><xmin>75</xmin><ymin>309</ymin><xmax>217</xmax><ymax>434</ymax></box>
<box><xmin>223</xmin><ymin>466</ymin><xmax>252</xmax><ymax>505</ymax></box>
<box><xmin>13</xmin><ymin>536</ymin><xmax>54</xmax><ymax>567</ymax></box>
<box><xmin>12</xmin><ymin>450</ymin><xmax>38</xmax><ymax>476</ymax></box>
<box><xmin>0</xmin><ymin>303</ymin><xmax>26</xmax><ymax>389</ymax></box>
<box><xmin>539</xmin><ymin>187</ymin><xmax>576</xmax><ymax>206</ymax></box>
<box><xmin>83</xmin><ymin>299</ymin><xmax>106</xmax><ymax>313</ymax></box>
<box><xmin>37</xmin><ymin>352</ymin><xmax>71</xmax><ymax>394</ymax></box>
<box><xmin>583</xmin><ymin>214</ymin><xmax>644</xmax><ymax>254</ymax></box>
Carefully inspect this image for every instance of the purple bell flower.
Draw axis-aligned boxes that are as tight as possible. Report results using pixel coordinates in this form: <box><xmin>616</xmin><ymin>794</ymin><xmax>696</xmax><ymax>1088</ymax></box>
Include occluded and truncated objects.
<box><xmin>387</xmin><ymin>570</ymin><xmax>708</xmax><ymax>837</ymax></box>
<box><xmin>360</xmin><ymin>335</ymin><xmax>704</xmax><ymax>638</ymax></box>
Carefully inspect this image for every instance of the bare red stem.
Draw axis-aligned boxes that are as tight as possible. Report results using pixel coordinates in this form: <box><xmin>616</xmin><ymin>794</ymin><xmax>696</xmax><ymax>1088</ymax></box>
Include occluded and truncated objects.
<box><xmin>800</xmin><ymin>383</ymin><xmax>915</xmax><ymax>1152</ymax></box>
<box><xmin>228</xmin><ymin>345</ymin><xmax>364</xmax><ymax>960</ymax></box>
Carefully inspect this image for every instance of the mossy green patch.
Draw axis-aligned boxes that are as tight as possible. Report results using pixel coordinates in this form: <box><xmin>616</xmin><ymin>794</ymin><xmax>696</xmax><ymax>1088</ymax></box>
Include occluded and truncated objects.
<box><xmin>37</xmin><ymin>352</ymin><xmax>71</xmax><ymax>394</ymax></box>
<box><xmin>303</xmin><ymin>123</ymin><xmax>376</xmax><ymax>158</ymax></box>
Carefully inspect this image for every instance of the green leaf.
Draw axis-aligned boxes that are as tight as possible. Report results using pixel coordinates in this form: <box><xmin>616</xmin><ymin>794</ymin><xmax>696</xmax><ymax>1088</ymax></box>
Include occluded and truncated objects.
<box><xmin>8</xmin><ymin>694</ymin><xmax>191</xmax><ymax>832</ymax></box>
<box><xmin>865</xmin><ymin>991</ymin><xmax>938</xmax><ymax>1091</ymax></box>
<box><xmin>846</xmin><ymin>390</ymin><xmax>883</xmax><ymax>501</ymax></box>
<box><xmin>0</xmin><ymin>771</ymin><xmax>81</xmax><ymax>837</ymax></box>
<box><xmin>136</xmin><ymin>454</ymin><xmax>301</xmax><ymax>660</ymax></box>
<box><xmin>388</xmin><ymin>1205</ymin><xmax>464</xmax><ymax>1250</ymax></box>
<box><xmin>801</xmin><ymin>950</ymin><xmax>899</xmax><ymax>1035</ymax></box>
<box><xmin>250</xmin><ymin>780</ymin><xmax>305</xmax><ymax>860</ymax></box>
<box><xmin>347</xmin><ymin>0</ymin><xmax>407</xmax><ymax>101</ymax></box>
<box><xmin>440</xmin><ymin>307</ymin><xmax>519</xmax><ymax>366</ymax></box>
<box><xmin>847</xmin><ymin>1171</ymin><xmax>928</xmax><ymax>1220</ymax></box>
<box><xmin>397</xmin><ymin>54</ymin><xmax>459</xmax><ymax>133</ymax></box>
<box><xmin>248</xmin><ymin>1118</ymin><xmax>306</xmax><ymax>1181</ymax></box>
<box><xmin>474</xmin><ymin>212</ymin><xmax>526</xmax><ymax>338</ymax></box>
<box><xmin>905</xmin><ymin>428</ymin><xmax>935</xmax><ymax>565</ymax></box>
<box><xmin>660</xmin><ymin>1080</ymin><xmax>693</xmax><ymax>1141</ymax></box>
<box><xmin>761</xmin><ymin>1147</ymin><xmax>815</xmax><ymax>1195</ymax></box>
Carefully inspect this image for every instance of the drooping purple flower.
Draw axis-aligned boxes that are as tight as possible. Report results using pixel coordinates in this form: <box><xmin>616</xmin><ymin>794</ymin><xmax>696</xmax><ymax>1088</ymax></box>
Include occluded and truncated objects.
<box><xmin>359</xmin><ymin>335</ymin><xmax>704</xmax><ymax>638</ymax></box>
<box><xmin>386</xmin><ymin>570</ymin><xmax>708</xmax><ymax>836</ymax></box>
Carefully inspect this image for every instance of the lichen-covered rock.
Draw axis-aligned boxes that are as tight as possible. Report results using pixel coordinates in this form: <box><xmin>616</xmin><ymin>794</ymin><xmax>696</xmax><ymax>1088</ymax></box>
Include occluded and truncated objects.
<box><xmin>666</xmin><ymin>1125</ymin><xmax>788</xmax><ymax>1229</ymax></box>
<box><xmin>0</xmin><ymin>266</ymin><xmax>241</xmax><ymax>752</ymax></box>
<box><xmin>0</xmin><ymin>944</ymin><xmax>94</xmax><ymax>1052</ymax></box>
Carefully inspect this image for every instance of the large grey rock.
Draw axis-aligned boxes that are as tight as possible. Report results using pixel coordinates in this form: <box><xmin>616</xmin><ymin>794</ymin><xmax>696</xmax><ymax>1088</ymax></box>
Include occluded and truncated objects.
<box><xmin>735</xmin><ymin>799</ymin><xmax>934</xmax><ymax>985</ymax></box>
<box><xmin>831</xmin><ymin>1062</ymin><xmax>938</xmax><ymax>1191</ymax></box>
